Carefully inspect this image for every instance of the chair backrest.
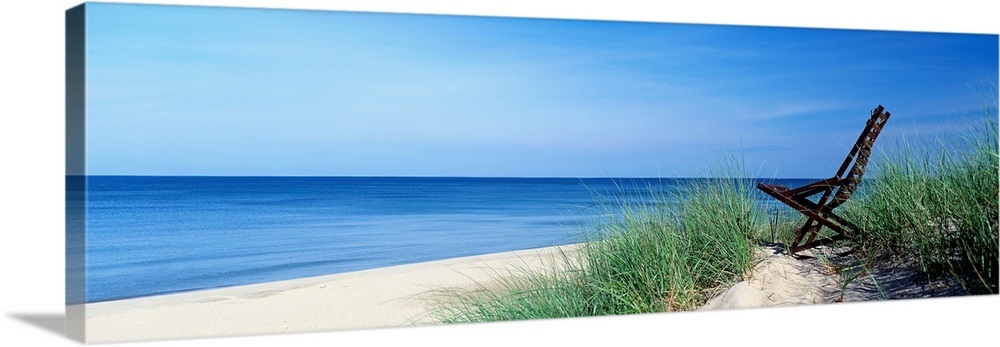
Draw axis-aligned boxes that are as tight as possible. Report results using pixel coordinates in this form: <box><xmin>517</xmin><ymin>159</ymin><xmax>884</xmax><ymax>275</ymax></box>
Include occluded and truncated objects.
<box><xmin>830</xmin><ymin>105</ymin><xmax>890</xmax><ymax>207</ymax></box>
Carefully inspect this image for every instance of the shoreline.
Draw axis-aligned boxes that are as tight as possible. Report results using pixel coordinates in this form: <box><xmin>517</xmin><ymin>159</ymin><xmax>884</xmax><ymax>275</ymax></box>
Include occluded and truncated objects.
<box><xmin>76</xmin><ymin>244</ymin><xmax>581</xmax><ymax>344</ymax></box>
<box><xmin>74</xmin><ymin>241</ymin><xmax>971</xmax><ymax>344</ymax></box>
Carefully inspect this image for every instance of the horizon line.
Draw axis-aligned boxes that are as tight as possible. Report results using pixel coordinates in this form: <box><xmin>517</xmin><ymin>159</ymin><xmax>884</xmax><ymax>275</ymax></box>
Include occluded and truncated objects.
<box><xmin>68</xmin><ymin>174</ymin><xmax>825</xmax><ymax>180</ymax></box>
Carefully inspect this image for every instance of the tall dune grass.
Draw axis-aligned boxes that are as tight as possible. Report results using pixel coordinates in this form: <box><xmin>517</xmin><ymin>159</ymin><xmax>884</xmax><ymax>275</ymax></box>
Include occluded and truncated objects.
<box><xmin>432</xmin><ymin>160</ymin><xmax>764</xmax><ymax>322</ymax></box>
<box><xmin>431</xmin><ymin>99</ymin><xmax>999</xmax><ymax>324</ymax></box>
<box><xmin>844</xmin><ymin>100</ymin><xmax>999</xmax><ymax>294</ymax></box>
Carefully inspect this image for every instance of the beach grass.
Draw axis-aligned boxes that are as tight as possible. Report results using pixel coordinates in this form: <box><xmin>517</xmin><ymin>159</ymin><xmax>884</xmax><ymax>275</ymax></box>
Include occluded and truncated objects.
<box><xmin>431</xmin><ymin>99</ymin><xmax>998</xmax><ymax>323</ymax></box>
<box><xmin>431</xmin><ymin>158</ymin><xmax>764</xmax><ymax>322</ymax></box>
<box><xmin>757</xmin><ymin>207</ymin><xmax>806</xmax><ymax>247</ymax></box>
<box><xmin>843</xmin><ymin>98</ymin><xmax>999</xmax><ymax>294</ymax></box>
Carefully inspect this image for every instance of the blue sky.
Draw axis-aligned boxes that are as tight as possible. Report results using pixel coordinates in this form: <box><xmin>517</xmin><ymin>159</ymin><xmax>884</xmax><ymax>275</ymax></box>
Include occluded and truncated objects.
<box><xmin>84</xmin><ymin>3</ymin><xmax>998</xmax><ymax>178</ymax></box>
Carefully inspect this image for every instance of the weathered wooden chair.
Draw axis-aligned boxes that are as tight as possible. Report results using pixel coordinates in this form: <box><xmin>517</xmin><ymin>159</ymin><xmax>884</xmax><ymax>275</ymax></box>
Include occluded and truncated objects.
<box><xmin>757</xmin><ymin>105</ymin><xmax>890</xmax><ymax>254</ymax></box>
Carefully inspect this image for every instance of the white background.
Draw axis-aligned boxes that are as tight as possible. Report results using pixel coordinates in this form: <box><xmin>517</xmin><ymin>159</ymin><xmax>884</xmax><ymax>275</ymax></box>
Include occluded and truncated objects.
<box><xmin>1</xmin><ymin>1</ymin><xmax>997</xmax><ymax>346</ymax></box>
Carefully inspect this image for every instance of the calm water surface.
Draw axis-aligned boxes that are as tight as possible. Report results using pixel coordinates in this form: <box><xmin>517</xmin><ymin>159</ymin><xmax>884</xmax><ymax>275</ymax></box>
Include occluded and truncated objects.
<box><xmin>72</xmin><ymin>176</ymin><xmax>811</xmax><ymax>303</ymax></box>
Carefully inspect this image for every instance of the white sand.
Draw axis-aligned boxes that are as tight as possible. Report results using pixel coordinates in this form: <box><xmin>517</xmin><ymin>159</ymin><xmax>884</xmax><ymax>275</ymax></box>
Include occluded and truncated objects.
<box><xmin>699</xmin><ymin>246</ymin><xmax>843</xmax><ymax>310</ymax></box>
<box><xmin>76</xmin><ymin>245</ymin><xmax>580</xmax><ymax>344</ymax></box>
<box><xmin>76</xmin><ymin>242</ymin><xmax>964</xmax><ymax>344</ymax></box>
<box><xmin>698</xmin><ymin>244</ymin><xmax>968</xmax><ymax>311</ymax></box>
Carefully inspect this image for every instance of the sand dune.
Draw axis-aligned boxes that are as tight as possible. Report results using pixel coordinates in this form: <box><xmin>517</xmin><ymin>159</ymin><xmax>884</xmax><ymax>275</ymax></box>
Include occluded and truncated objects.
<box><xmin>700</xmin><ymin>245</ymin><xmax>966</xmax><ymax>310</ymax></box>
<box><xmin>76</xmin><ymin>242</ymin><xmax>965</xmax><ymax>344</ymax></box>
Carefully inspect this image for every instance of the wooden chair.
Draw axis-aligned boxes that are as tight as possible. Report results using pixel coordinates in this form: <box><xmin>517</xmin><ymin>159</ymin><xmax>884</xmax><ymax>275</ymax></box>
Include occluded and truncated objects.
<box><xmin>757</xmin><ymin>105</ymin><xmax>890</xmax><ymax>254</ymax></box>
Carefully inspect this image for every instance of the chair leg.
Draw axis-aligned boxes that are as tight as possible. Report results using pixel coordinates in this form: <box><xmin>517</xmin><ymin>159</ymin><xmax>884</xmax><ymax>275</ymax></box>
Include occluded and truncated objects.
<box><xmin>803</xmin><ymin>220</ymin><xmax>822</xmax><ymax>246</ymax></box>
<box><xmin>790</xmin><ymin>218</ymin><xmax>822</xmax><ymax>253</ymax></box>
<box><xmin>790</xmin><ymin>218</ymin><xmax>810</xmax><ymax>251</ymax></box>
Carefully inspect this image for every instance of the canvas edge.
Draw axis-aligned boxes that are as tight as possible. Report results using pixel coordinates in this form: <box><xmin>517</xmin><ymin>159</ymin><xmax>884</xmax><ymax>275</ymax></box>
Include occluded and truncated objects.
<box><xmin>65</xmin><ymin>2</ymin><xmax>87</xmax><ymax>343</ymax></box>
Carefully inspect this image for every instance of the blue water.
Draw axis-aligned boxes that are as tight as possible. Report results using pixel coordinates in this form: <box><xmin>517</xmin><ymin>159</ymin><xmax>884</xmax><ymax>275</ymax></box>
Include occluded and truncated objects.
<box><xmin>73</xmin><ymin>176</ymin><xmax>812</xmax><ymax>303</ymax></box>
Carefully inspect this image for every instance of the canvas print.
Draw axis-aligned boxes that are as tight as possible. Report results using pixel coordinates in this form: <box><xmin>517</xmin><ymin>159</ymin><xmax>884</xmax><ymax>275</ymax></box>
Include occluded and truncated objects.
<box><xmin>65</xmin><ymin>2</ymin><xmax>999</xmax><ymax>343</ymax></box>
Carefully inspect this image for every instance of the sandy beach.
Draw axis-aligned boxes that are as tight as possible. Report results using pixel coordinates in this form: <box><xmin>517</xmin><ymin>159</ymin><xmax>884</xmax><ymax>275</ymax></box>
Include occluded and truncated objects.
<box><xmin>76</xmin><ymin>245</ymin><xmax>580</xmax><ymax>344</ymax></box>
<box><xmin>75</xmin><ymin>241</ymin><xmax>969</xmax><ymax>344</ymax></box>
